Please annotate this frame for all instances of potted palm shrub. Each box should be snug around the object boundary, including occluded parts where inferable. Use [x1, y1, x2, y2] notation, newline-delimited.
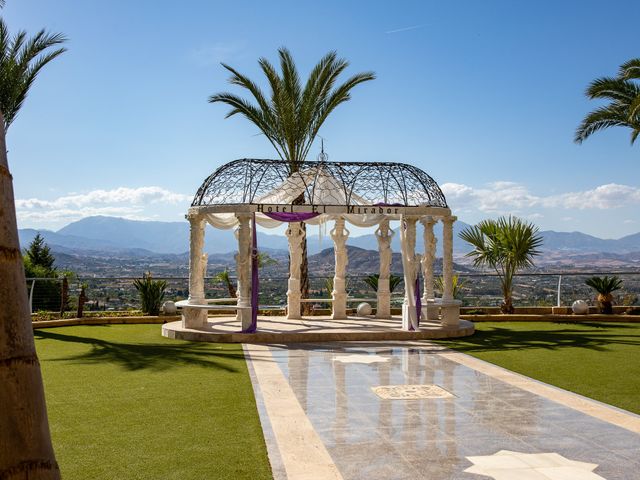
[460, 216, 543, 314]
[435, 274, 467, 301]
[133, 273, 167, 316]
[363, 274, 403, 294]
[585, 276, 623, 314]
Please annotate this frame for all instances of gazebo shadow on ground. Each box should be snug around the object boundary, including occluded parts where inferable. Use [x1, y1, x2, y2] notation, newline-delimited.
[443, 322, 640, 353]
[34, 329, 245, 372]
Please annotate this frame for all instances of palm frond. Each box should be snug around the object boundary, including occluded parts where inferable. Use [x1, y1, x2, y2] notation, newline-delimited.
[0, 22, 67, 129]
[619, 58, 640, 80]
[585, 276, 623, 295]
[577, 58, 640, 145]
[574, 105, 629, 144]
[209, 48, 375, 169]
[305, 71, 375, 158]
[586, 77, 639, 102]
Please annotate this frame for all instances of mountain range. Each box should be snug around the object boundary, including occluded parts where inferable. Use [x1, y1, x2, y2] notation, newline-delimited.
[18, 215, 640, 259]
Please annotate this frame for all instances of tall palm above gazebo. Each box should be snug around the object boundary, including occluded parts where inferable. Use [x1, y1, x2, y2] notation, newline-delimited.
[209, 47, 375, 309]
[575, 58, 640, 145]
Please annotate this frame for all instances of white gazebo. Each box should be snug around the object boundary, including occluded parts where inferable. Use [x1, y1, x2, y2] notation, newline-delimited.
[175, 158, 462, 336]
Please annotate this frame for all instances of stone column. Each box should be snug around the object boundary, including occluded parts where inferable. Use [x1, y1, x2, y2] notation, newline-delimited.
[235, 213, 252, 330]
[183, 212, 208, 328]
[331, 216, 350, 319]
[285, 222, 304, 319]
[441, 215, 460, 327]
[375, 219, 394, 318]
[401, 216, 418, 330]
[420, 216, 439, 320]
[442, 216, 455, 301]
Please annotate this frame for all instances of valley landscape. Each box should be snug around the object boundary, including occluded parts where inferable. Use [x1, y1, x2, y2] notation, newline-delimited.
[20, 216, 640, 312]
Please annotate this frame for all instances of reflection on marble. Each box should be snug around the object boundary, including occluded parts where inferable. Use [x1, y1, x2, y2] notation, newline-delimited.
[333, 354, 390, 364]
[255, 342, 640, 480]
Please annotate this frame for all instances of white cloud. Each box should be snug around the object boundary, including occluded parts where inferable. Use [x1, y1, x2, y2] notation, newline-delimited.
[441, 181, 538, 214]
[543, 184, 640, 210]
[16, 186, 190, 210]
[16, 186, 191, 228]
[441, 181, 640, 213]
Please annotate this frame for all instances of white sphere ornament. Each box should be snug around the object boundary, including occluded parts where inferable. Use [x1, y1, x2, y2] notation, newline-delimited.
[572, 300, 588, 315]
[357, 302, 373, 316]
[162, 301, 177, 315]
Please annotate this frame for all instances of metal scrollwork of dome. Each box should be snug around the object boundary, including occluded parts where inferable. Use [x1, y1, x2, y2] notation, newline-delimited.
[192, 159, 448, 209]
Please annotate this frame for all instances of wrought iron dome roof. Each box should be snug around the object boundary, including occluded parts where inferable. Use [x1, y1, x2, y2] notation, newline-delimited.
[191, 158, 448, 208]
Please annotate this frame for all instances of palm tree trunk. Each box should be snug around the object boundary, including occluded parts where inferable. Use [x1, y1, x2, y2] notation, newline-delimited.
[226, 278, 237, 299]
[77, 285, 87, 318]
[299, 222, 311, 315]
[0, 114, 60, 478]
[501, 296, 515, 314]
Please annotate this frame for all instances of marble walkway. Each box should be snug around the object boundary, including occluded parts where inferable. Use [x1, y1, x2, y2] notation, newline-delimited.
[244, 342, 640, 480]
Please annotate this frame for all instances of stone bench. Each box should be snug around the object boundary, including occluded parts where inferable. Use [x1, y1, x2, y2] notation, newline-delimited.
[425, 298, 462, 326]
[176, 299, 251, 329]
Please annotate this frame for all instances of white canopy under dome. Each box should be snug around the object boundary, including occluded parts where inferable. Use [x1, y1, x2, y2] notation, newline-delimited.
[181, 158, 461, 333]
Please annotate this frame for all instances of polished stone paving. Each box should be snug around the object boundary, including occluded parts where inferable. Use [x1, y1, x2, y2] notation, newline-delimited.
[247, 342, 640, 480]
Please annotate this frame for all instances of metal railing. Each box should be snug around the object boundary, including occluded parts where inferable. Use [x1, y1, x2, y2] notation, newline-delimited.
[25, 271, 640, 313]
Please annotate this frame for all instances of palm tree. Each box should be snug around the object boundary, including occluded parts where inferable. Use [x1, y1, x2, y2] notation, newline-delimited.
[212, 269, 237, 298]
[212, 253, 278, 298]
[209, 48, 375, 312]
[460, 216, 543, 314]
[575, 58, 640, 145]
[0, 10, 66, 478]
[585, 275, 623, 314]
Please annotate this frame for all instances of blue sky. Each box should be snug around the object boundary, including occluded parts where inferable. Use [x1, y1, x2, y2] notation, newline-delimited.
[4, 0, 640, 238]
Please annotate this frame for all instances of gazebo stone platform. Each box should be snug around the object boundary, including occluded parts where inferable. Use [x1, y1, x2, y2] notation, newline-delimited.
[162, 315, 475, 343]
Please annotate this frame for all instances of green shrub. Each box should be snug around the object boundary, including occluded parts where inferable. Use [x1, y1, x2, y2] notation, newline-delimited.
[133, 273, 167, 316]
[363, 274, 403, 293]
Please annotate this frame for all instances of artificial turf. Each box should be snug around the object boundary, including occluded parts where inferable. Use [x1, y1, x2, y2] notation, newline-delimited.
[34, 324, 273, 480]
[440, 321, 640, 415]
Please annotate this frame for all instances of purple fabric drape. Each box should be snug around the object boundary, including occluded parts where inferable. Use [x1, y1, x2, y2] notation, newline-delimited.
[264, 211, 320, 222]
[415, 275, 421, 330]
[241, 214, 259, 333]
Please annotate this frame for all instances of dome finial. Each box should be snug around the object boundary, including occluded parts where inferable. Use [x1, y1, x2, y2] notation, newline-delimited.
[317, 137, 328, 163]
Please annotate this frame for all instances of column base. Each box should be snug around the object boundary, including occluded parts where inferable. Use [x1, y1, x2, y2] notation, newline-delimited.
[332, 292, 347, 320]
[182, 308, 207, 329]
[426, 298, 440, 320]
[237, 307, 253, 331]
[376, 291, 391, 318]
[441, 300, 462, 327]
[287, 279, 301, 319]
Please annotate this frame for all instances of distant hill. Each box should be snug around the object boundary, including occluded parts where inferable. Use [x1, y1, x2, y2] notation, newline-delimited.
[18, 215, 640, 260]
[309, 245, 473, 274]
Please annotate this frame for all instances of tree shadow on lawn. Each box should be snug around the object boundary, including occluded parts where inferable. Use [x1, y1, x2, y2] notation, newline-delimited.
[447, 322, 640, 353]
[35, 329, 245, 372]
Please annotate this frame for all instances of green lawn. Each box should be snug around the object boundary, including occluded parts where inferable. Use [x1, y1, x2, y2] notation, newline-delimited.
[441, 321, 640, 414]
[34, 325, 273, 480]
